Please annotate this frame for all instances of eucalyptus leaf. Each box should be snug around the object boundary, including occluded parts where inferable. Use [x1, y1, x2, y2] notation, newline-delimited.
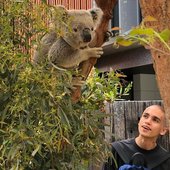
[32, 145, 41, 157]
[129, 28, 154, 36]
[159, 29, 170, 42]
[116, 37, 134, 46]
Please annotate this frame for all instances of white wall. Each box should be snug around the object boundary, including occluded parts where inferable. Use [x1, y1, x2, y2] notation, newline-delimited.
[133, 74, 161, 100]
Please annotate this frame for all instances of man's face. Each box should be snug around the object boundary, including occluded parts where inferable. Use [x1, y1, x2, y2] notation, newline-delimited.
[138, 105, 167, 139]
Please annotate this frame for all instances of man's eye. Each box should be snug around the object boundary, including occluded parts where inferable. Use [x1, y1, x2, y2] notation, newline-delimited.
[153, 118, 160, 123]
[143, 114, 148, 118]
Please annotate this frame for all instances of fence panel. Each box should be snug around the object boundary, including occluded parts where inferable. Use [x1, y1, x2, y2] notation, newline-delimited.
[34, 0, 93, 9]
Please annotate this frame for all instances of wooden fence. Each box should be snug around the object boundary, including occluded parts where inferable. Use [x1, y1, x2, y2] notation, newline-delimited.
[34, 0, 93, 9]
[104, 100, 170, 151]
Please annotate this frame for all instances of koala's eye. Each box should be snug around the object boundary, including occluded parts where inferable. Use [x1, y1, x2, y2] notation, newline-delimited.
[91, 27, 94, 31]
[73, 28, 78, 32]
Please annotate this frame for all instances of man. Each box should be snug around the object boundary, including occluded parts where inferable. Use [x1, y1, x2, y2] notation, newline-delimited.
[103, 105, 170, 170]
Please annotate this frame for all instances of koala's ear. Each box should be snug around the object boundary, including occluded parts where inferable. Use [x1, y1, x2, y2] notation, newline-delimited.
[50, 5, 69, 22]
[49, 5, 69, 30]
[56, 5, 68, 15]
[89, 8, 103, 26]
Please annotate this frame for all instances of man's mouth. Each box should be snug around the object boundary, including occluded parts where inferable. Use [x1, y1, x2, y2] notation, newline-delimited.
[142, 125, 151, 131]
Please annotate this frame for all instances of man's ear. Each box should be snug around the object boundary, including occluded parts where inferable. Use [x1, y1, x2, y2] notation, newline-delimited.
[160, 127, 169, 136]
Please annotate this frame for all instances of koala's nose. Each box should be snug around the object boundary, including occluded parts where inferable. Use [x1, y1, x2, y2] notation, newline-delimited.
[83, 28, 91, 42]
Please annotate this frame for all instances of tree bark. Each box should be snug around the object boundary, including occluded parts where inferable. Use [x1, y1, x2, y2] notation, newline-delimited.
[139, 0, 170, 126]
[71, 0, 118, 103]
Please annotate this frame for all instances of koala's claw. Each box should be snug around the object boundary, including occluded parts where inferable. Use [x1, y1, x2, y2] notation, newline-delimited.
[72, 77, 85, 87]
[104, 31, 114, 42]
[92, 47, 103, 58]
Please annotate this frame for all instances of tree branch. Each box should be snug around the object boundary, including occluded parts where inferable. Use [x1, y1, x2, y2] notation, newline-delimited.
[71, 0, 118, 102]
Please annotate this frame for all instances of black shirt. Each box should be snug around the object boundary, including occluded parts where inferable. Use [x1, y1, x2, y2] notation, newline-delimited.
[103, 138, 170, 170]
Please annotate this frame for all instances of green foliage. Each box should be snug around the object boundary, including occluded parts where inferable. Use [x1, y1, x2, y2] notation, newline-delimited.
[0, 1, 131, 169]
[114, 16, 170, 54]
[82, 69, 132, 104]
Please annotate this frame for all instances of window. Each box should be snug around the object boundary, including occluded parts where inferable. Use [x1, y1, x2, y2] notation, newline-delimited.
[111, 0, 141, 34]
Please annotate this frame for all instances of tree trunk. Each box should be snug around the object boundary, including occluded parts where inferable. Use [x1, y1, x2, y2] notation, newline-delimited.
[71, 0, 117, 103]
[139, 0, 170, 126]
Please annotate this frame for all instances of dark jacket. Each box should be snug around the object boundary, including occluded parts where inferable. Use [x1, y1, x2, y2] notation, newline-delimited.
[103, 138, 170, 170]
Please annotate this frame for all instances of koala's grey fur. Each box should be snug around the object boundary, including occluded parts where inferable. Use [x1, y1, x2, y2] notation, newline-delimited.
[33, 6, 103, 69]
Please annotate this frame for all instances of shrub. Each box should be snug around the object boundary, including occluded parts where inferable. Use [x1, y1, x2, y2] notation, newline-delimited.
[0, 1, 131, 169]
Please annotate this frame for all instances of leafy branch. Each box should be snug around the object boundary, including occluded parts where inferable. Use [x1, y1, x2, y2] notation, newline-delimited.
[114, 16, 170, 55]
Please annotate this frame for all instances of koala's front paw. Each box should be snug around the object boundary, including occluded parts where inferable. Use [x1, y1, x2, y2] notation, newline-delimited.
[90, 47, 103, 58]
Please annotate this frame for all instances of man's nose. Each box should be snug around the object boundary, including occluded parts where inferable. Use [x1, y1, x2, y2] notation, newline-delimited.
[145, 118, 152, 124]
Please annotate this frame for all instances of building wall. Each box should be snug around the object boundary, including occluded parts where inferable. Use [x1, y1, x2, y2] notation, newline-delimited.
[98, 0, 161, 101]
[133, 74, 161, 100]
[96, 46, 152, 71]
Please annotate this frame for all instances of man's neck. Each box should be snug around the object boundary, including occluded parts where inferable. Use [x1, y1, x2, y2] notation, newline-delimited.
[135, 136, 157, 150]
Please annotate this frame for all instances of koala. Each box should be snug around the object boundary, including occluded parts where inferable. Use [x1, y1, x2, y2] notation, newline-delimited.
[33, 5, 103, 69]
